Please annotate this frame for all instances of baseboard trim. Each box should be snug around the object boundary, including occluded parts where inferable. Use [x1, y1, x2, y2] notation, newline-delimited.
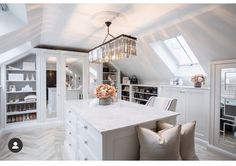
[195, 137, 208, 146]
[207, 144, 236, 159]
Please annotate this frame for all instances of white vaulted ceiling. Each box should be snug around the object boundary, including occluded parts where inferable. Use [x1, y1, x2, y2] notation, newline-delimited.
[1, 4, 236, 85]
[40, 4, 184, 49]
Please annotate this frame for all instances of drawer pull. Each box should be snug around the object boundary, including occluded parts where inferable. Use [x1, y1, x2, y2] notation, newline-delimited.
[69, 120, 72, 123]
[68, 143, 72, 147]
[68, 110, 72, 113]
[84, 126, 88, 130]
[84, 157, 88, 161]
[84, 140, 88, 145]
[69, 132, 72, 135]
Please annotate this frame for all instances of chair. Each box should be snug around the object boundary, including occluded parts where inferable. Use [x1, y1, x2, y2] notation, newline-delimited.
[146, 96, 177, 112]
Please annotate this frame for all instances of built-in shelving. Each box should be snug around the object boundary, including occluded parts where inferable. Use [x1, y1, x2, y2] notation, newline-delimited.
[6, 101, 37, 105]
[6, 90, 36, 94]
[102, 63, 120, 97]
[6, 110, 37, 116]
[5, 54, 38, 124]
[120, 84, 158, 105]
[6, 80, 36, 82]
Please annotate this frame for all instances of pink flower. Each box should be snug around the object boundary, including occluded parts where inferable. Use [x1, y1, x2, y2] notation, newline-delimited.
[95, 84, 116, 99]
[191, 74, 205, 83]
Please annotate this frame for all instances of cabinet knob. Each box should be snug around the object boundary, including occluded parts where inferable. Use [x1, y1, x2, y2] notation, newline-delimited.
[68, 143, 72, 147]
[84, 157, 88, 161]
[84, 126, 88, 130]
[84, 140, 88, 145]
[69, 120, 71, 123]
[69, 132, 72, 135]
[68, 110, 72, 113]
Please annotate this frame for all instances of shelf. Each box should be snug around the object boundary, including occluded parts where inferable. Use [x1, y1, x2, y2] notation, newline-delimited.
[6, 90, 36, 94]
[7, 101, 37, 105]
[6, 69, 36, 72]
[122, 90, 130, 92]
[121, 95, 129, 97]
[103, 80, 117, 82]
[6, 80, 36, 82]
[6, 119, 37, 125]
[103, 72, 117, 74]
[132, 91, 158, 95]
[132, 97, 148, 102]
[6, 110, 37, 116]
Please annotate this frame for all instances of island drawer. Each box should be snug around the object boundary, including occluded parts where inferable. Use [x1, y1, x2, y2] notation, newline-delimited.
[65, 135, 77, 155]
[77, 115, 101, 139]
[64, 140, 76, 160]
[65, 111, 77, 127]
[78, 137, 97, 160]
[65, 122, 77, 140]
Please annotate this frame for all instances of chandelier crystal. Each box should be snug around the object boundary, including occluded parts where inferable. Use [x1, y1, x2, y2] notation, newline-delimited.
[89, 21, 137, 63]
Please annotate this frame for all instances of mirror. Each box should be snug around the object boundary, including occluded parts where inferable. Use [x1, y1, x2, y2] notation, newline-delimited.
[46, 56, 57, 118]
[220, 68, 236, 148]
[65, 58, 83, 100]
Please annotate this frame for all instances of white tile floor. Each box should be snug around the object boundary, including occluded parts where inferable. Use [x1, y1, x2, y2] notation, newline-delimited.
[0, 126, 233, 160]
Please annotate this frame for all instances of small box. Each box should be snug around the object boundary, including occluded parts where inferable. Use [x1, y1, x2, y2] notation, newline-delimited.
[22, 62, 35, 70]
[8, 73, 24, 81]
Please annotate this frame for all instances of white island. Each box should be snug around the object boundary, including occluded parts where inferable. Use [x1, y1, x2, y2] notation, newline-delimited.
[64, 99, 179, 160]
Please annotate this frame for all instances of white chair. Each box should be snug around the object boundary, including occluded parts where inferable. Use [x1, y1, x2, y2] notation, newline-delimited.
[146, 96, 177, 112]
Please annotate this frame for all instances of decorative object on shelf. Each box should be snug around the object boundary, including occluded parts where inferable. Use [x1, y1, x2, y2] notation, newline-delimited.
[24, 95, 37, 102]
[9, 85, 16, 92]
[31, 73, 35, 81]
[89, 21, 137, 63]
[170, 77, 183, 86]
[122, 77, 130, 84]
[7, 66, 21, 70]
[22, 62, 35, 70]
[21, 84, 33, 91]
[25, 74, 30, 81]
[8, 73, 24, 81]
[96, 84, 116, 105]
[130, 75, 138, 84]
[191, 74, 205, 88]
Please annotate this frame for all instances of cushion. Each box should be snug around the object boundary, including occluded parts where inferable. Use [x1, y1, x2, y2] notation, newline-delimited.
[157, 121, 199, 160]
[136, 125, 181, 160]
[179, 121, 199, 160]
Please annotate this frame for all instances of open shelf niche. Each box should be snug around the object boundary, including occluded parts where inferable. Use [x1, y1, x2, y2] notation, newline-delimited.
[5, 53, 38, 125]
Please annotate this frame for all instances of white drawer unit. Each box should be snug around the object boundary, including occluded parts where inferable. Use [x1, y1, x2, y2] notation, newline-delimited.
[64, 99, 178, 160]
[64, 107, 77, 160]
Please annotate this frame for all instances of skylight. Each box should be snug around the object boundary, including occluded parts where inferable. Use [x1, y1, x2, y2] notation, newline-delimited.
[164, 35, 198, 66]
[150, 35, 206, 77]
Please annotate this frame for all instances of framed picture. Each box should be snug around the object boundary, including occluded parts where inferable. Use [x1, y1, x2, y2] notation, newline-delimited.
[122, 77, 130, 84]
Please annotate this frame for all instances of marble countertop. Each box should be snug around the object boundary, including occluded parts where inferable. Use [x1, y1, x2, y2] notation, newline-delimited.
[65, 99, 179, 133]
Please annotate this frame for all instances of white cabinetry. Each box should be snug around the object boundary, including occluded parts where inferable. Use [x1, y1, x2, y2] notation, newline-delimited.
[64, 99, 178, 160]
[159, 86, 210, 142]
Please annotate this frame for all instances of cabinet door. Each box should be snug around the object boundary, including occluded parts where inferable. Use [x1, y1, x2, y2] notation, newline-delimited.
[185, 90, 209, 141]
[160, 88, 186, 124]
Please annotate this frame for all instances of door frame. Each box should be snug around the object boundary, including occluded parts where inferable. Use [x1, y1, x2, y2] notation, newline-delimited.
[35, 48, 88, 122]
[210, 59, 236, 157]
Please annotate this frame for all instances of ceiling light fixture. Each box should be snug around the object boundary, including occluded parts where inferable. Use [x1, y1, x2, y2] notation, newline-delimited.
[89, 21, 137, 63]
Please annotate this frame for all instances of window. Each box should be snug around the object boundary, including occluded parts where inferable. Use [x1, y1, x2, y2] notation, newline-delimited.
[150, 35, 206, 77]
[164, 35, 198, 66]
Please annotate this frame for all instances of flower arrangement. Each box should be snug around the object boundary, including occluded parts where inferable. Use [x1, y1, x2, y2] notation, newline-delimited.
[191, 74, 205, 83]
[96, 84, 116, 99]
[191, 74, 205, 88]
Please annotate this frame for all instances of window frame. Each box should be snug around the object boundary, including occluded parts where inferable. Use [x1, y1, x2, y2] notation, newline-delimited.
[164, 35, 199, 66]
